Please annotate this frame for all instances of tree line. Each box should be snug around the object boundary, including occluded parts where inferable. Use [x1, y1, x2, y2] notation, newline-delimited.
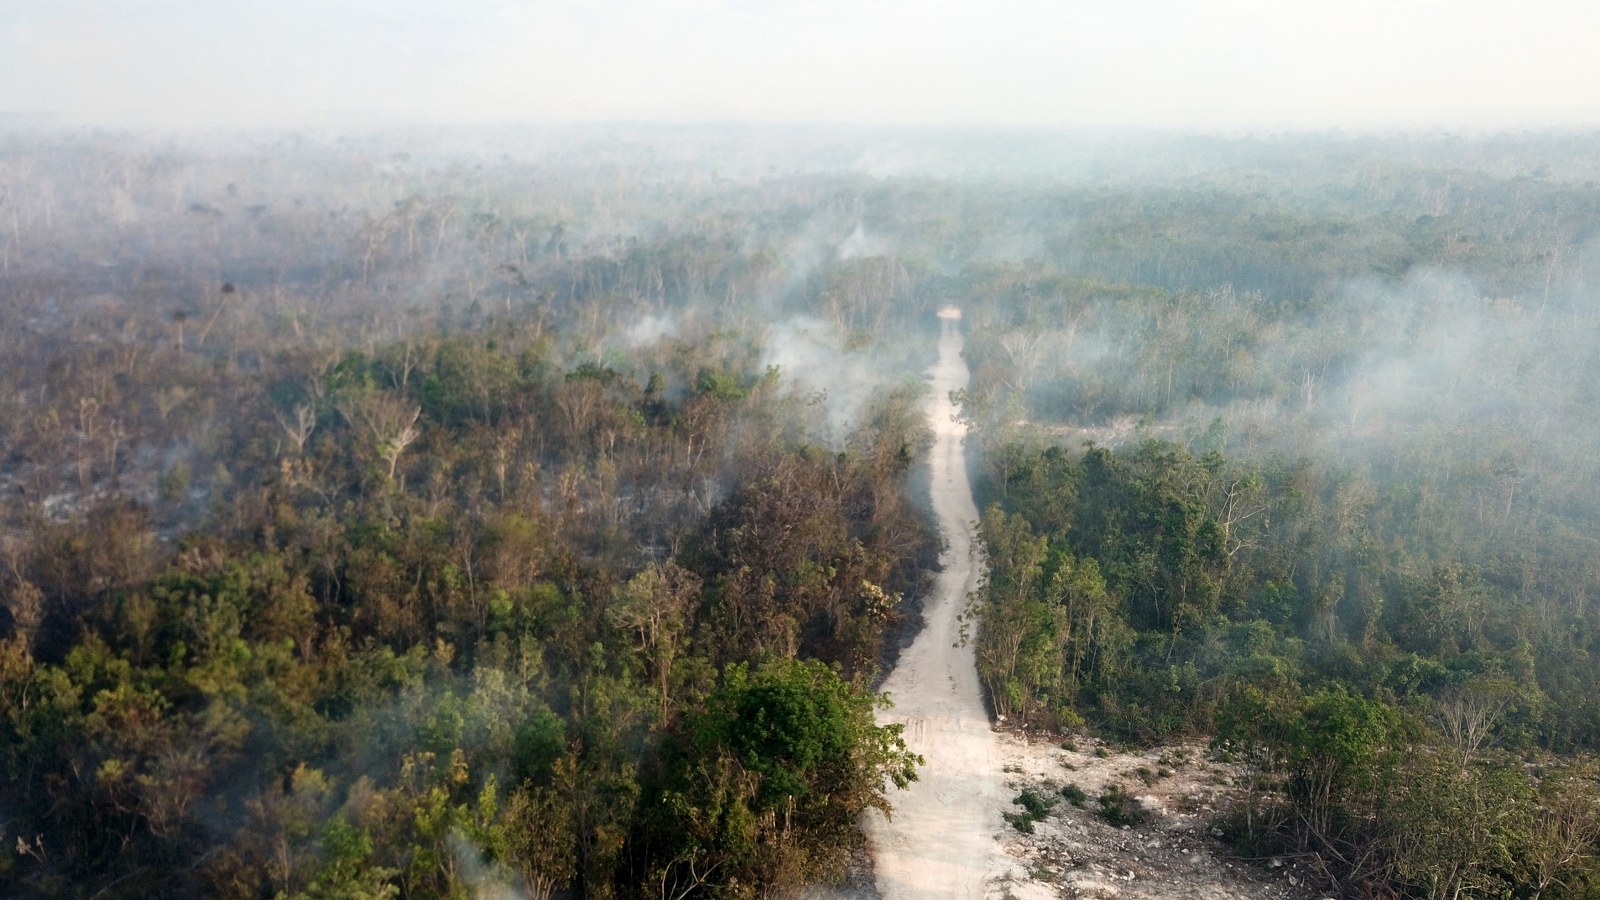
[7, 126, 1600, 897]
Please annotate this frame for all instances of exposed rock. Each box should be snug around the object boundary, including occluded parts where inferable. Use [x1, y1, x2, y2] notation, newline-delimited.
[987, 734, 1326, 900]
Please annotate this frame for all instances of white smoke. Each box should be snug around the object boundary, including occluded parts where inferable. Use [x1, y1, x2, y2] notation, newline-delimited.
[623, 313, 679, 349]
[447, 829, 529, 900]
[836, 222, 888, 260]
[762, 315, 885, 445]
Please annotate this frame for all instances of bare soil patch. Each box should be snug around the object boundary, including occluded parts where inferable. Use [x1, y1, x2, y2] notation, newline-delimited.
[988, 731, 1329, 900]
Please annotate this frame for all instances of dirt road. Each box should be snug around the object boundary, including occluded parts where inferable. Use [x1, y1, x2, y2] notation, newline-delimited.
[861, 310, 1325, 900]
[863, 308, 1014, 899]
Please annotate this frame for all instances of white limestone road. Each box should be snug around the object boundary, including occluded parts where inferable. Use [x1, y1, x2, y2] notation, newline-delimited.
[863, 308, 1017, 899]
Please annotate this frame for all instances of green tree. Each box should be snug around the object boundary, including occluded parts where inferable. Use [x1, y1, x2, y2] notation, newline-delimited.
[643, 659, 921, 896]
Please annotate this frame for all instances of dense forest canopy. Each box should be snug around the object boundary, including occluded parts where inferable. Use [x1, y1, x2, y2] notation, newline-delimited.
[3, 125, 1600, 898]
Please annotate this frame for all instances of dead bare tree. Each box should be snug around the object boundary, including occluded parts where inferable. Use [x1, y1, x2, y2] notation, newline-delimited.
[276, 403, 317, 456]
[195, 282, 236, 348]
[1432, 681, 1513, 769]
[1526, 764, 1600, 900]
[337, 390, 422, 480]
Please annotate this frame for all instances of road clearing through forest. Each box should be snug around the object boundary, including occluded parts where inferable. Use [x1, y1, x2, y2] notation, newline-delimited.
[862, 309, 1325, 900]
[863, 307, 1015, 898]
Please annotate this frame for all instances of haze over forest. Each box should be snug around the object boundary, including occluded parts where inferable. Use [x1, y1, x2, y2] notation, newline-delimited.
[7, 3, 1600, 899]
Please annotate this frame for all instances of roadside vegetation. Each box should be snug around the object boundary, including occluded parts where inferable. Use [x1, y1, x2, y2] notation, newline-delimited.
[957, 144, 1600, 897]
[4, 127, 1600, 897]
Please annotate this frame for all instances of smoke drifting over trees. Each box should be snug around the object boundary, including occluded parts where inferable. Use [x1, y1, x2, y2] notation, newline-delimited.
[4, 125, 1600, 898]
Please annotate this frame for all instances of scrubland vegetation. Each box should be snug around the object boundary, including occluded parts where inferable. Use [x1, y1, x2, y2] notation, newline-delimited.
[957, 135, 1600, 899]
[3, 126, 1600, 898]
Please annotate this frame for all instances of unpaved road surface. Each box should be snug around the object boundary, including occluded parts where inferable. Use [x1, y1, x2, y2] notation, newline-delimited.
[863, 312, 1327, 900]
[864, 309, 1017, 898]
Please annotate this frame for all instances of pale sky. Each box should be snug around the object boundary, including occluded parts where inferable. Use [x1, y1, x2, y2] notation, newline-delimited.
[2, 0, 1598, 131]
